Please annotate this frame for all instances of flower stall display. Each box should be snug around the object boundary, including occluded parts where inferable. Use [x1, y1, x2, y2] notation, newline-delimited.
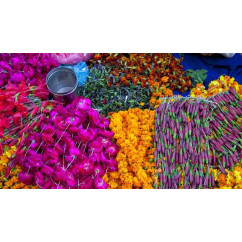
[10, 97, 118, 189]
[103, 108, 155, 189]
[79, 64, 152, 116]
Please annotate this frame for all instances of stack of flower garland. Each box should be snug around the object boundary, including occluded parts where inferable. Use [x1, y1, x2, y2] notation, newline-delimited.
[103, 108, 155, 189]
[11, 97, 118, 189]
[80, 64, 151, 116]
[89, 54, 192, 107]
[208, 88, 241, 171]
[154, 97, 215, 189]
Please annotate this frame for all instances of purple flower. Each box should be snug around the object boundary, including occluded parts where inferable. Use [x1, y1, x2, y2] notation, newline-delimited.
[66, 116, 80, 126]
[94, 177, 108, 189]
[79, 127, 97, 142]
[97, 137, 111, 148]
[41, 166, 54, 176]
[75, 97, 91, 111]
[42, 148, 59, 165]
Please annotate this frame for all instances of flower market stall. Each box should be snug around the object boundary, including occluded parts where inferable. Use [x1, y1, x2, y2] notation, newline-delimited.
[0, 53, 241, 189]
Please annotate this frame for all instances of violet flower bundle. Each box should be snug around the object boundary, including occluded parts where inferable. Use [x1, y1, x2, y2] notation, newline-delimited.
[154, 97, 214, 189]
[10, 97, 118, 189]
[0, 53, 58, 88]
[208, 87, 242, 172]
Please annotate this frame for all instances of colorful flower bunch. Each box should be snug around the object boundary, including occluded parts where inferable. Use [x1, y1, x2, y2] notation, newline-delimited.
[208, 88, 241, 171]
[90, 54, 192, 107]
[103, 108, 155, 189]
[154, 97, 215, 189]
[79, 64, 152, 116]
[11, 97, 118, 189]
[0, 53, 58, 88]
[0, 144, 37, 189]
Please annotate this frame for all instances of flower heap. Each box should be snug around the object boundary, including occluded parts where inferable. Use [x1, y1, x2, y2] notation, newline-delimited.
[80, 64, 152, 116]
[0, 81, 57, 151]
[190, 75, 242, 98]
[154, 97, 215, 189]
[0, 53, 58, 88]
[212, 163, 242, 189]
[11, 97, 118, 189]
[0, 144, 37, 189]
[90, 54, 191, 107]
[103, 108, 155, 189]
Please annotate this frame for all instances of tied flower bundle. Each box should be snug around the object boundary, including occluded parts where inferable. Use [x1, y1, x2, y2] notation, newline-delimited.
[154, 97, 215, 189]
[0, 53, 58, 88]
[208, 88, 242, 172]
[10, 97, 118, 189]
[103, 108, 155, 189]
[80, 64, 152, 116]
[0, 81, 58, 153]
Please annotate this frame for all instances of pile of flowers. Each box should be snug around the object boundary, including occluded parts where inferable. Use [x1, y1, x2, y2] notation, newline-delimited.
[79, 64, 152, 116]
[90, 54, 192, 107]
[0, 53, 58, 88]
[190, 75, 242, 98]
[11, 97, 118, 189]
[103, 108, 155, 189]
[212, 163, 242, 189]
[0, 81, 58, 151]
[0, 144, 37, 189]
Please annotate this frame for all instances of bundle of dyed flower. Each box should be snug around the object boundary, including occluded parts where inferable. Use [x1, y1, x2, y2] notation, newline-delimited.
[208, 88, 242, 172]
[10, 97, 118, 189]
[80, 64, 152, 116]
[0, 53, 58, 88]
[154, 97, 215, 189]
[0, 81, 59, 154]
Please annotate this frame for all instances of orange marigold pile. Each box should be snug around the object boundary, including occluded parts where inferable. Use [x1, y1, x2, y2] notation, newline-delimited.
[103, 108, 155, 189]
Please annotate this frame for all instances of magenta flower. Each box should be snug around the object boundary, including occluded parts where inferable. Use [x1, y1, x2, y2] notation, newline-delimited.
[89, 140, 103, 153]
[19, 172, 34, 185]
[78, 176, 93, 189]
[98, 130, 114, 140]
[66, 116, 80, 126]
[41, 166, 54, 176]
[78, 158, 94, 175]
[11, 72, 26, 83]
[9, 57, 21, 70]
[97, 137, 111, 148]
[79, 127, 97, 142]
[94, 177, 108, 189]
[42, 133, 55, 144]
[88, 109, 100, 126]
[76, 97, 91, 110]
[93, 165, 105, 177]
[23, 65, 35, 78]
[42, 148, 59, 165]
[105, 144, 118, 158]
